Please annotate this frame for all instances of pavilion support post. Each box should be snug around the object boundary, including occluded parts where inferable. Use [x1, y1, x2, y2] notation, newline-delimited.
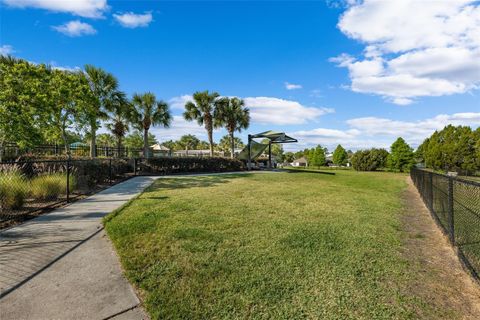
[268, 142, 272, 169]
[247, 134, 252, 170]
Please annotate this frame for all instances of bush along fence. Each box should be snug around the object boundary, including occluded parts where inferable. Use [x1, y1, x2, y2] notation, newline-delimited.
[411, 167, 480, 280]
[0, 157, 244, 227]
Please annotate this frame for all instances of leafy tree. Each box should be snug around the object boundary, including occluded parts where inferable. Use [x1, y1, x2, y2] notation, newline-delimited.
[44, 69, 90, 155]
[161, 140, 177, 151]
[332, 144, 348, 166]
[183, 90, 220, 156]
[261, 138, 284, 162]
[310, 145, 326, 167]
[284, 152, 295, 163]
[475, 128, 480, 169]
[176, 134, 200, 155]
[387, 137, 414, 172]
[198, 140, 210, 150]
[218, 135, 244, 157]
[124, 131, 158, 149]
[82, 65, 121, 158]
[351, 148, 389, 171]
[0, 56, 50, 160]
[215, 97, 250, 158]
[96, 133, 116, 146]
[420, 125, 478, 173]
[131, 92, 172, 158]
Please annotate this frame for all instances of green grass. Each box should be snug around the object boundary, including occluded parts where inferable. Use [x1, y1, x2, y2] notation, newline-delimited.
[105, 171, 451, 319]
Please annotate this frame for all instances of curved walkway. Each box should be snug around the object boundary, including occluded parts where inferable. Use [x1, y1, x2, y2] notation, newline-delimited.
[0, 176, 159, 320]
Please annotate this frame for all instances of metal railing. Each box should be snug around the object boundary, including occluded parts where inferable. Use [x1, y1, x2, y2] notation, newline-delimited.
[0, 158, 137, 227]
[0, 143, 143, 160]
[411, 167, 480, 280]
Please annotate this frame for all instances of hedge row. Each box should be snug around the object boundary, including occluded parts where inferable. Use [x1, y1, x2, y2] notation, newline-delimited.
[139, 157, 244, 174]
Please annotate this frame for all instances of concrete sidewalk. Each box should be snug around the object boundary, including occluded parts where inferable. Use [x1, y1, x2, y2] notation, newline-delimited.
[0, 176, 159, 320]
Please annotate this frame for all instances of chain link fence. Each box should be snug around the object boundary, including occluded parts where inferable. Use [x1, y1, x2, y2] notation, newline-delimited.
[0, 158, 136, 228]
[411, 167, 480, 280]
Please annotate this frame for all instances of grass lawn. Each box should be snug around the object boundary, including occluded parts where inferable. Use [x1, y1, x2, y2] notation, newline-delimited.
[104, 171, 453, 319]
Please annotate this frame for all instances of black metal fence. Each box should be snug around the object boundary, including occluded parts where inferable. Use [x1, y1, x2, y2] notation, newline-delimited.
[0, 158, 137, 227]
[0, 143, 143, 160]
[411, 167, 480, 280]
[0, 156, 244, 227]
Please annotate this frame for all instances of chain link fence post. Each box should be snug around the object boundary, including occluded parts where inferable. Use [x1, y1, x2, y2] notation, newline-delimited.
[447, 176, 455, 244]
[66, 157, 71, 203]
[428, 171, 433, 210]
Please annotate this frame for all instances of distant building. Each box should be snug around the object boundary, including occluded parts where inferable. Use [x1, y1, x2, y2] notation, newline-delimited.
[173, 149, 225, 157]
[291, 157, 308, 167]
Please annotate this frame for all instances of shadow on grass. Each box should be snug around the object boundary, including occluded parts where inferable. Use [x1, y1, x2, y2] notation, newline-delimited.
[146, 173, 252, 192]
[281, 169, 336, 175]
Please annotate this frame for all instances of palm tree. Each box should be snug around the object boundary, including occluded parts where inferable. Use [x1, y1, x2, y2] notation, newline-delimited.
[131, 92, 171, 158]
[106, 92, 133, 157]
[215, 97, 250, 158]
[177, 134, 200, 156]
[83, 65, 121, 158]
[218, 134, 245, 158]
[183, 90, 220, 156]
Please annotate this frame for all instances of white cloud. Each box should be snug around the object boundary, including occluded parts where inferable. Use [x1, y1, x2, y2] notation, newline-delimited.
[2, 0, 108, 18]
[169, 95, 334, 125]
[113, 12, 153, 28]
[291, 112, 480, 150]
[0, 45, 14, 55]
[169, 95, 192, 110]
[52, 20, 97, 37]
[347, 113, 480, 141]
[150, 116, 218, 142]
[284, 82, 302, 90]
[244, 97, 334, 125]
[332, 0, 480, 104]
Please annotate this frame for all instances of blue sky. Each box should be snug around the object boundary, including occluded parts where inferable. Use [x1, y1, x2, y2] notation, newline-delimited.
[1, 0, 479, 151]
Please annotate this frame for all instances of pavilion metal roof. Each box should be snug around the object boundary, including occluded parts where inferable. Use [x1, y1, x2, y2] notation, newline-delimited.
[249, 130, 297, 144]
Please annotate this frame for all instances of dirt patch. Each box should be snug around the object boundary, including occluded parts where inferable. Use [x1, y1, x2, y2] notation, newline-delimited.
[401, 177, 480, 319]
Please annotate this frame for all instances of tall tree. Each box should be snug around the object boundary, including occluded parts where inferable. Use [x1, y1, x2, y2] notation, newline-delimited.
[388, 137, 414, 172]
[82, 65, 120, 158]
[45, 69, 89, 155]
[215, 97, 250, 158]
[131, 92, 171, 158]
[183, 90, 220, 156]
[218, 135, 244, 157]
[332, 144, 348, 166]
[124, 131, 158, 149]
[106, 92, 132, 157]
[176, 134, 200, 155]
[0, 56, 50, 160]
[310, 145, 326, 167]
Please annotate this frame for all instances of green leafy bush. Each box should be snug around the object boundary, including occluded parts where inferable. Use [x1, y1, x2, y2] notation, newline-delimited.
[0, 170, 29, 210]
[351, 148, 389, 171]
[31, 173, 74, 200]
[140, 157, 244, 174]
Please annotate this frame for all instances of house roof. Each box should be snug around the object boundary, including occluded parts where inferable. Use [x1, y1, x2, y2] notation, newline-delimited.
[151, 144, 170, 151]
[293, 157, 308, 163]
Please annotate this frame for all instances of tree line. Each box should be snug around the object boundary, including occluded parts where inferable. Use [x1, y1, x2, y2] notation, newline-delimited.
[291, 126, 480, 175]
[0, 56, 250, 160]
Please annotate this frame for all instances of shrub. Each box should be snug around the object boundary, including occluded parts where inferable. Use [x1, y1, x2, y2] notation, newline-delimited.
[140, 157, 244, 174]
[0, 169, 29, 210]
[31, 173, 74, 200]
[351, 148, 389, 171]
